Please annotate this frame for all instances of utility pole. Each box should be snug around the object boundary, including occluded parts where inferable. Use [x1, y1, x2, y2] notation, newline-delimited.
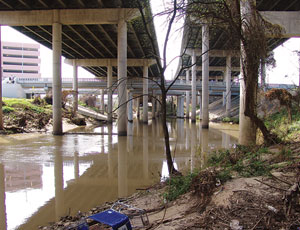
[0, 26, 3, 131]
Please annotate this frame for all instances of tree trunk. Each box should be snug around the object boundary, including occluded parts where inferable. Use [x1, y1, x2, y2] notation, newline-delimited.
[244, 60, 280, 145]
[161, 90, 179, 176]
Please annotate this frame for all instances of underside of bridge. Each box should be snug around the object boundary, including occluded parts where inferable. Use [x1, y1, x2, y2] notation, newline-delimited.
[176, 0, 300, 143]
[0, 0, 163, 135]
[0, 0, 160, 78]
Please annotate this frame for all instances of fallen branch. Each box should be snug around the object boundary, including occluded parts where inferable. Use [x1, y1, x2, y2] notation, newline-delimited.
[250, 211, 268, 230]
[254, 179, 287, 192]
[270, 173, 293, 186]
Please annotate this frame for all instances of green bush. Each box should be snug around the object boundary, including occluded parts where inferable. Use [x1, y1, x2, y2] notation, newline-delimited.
[222, 116, 239, 124]
[2, 106, 15, 114]
[163, 173, 197, 201]
[208, 145, 271, 181]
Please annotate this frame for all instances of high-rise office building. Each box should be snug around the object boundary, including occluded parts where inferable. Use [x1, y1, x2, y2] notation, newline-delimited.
[1, 41, 41, 79]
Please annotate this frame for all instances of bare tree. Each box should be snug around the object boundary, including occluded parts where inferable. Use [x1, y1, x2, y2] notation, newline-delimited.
[136, 0, 189, 175]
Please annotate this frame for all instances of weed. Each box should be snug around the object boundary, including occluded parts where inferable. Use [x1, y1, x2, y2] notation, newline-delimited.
[163, 172, 197, 201]
[2, 106, 15, 114]
[208, 145, 272, 181]
[222, 117, 239, 124]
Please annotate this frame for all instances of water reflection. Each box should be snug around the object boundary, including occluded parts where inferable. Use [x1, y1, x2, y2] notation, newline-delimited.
[0, 120, 238, 230]
[0, 164, 7, 230]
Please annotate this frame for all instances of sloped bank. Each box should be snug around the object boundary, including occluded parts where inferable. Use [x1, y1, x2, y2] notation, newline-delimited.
[1, 97, 89, 134]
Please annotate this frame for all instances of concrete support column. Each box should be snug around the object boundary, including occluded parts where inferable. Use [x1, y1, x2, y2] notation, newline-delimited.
[52, 22, 63, 135]
[226, 55, 232, 116]
[239, 0, 257, 145]
[156, 96, 160, 117]
[107, 64, 113, 123]
[137, 97, 140, 118]
[152, 92, 156, 119]
[198, 95, 202, 119]
[223, 91, 226, 107]
[143, 65, 148, 124]
[186, 69, 190, 118]
[176, 96, 181, 118]
[180, 96, 185, 118]
[202, 24, 209, 129]
[191, 50, 197, 122]
[117, 17, 127, 136]
[100, 89, 105, 113]
[127, 91, 133, 122]
[72, 60, 78, 113]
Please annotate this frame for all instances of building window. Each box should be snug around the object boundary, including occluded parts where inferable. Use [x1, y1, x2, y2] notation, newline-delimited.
[23, 70, 38, 74]
[3, 61, 38, 66]
[3, 69, 22, 73]
[3, 46, 38, 51]
[3, 54, 38, 59]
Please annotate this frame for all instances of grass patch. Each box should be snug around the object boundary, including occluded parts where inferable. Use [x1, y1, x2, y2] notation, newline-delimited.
[3, 98, 51, 114]
[264, 108, 300, 141]
[78, 100, 101, 113]
[222, 116, 239, 124]
[2, 106, 15, 114]
[208, 145, 272, 182]
[163, 172, 197, 201]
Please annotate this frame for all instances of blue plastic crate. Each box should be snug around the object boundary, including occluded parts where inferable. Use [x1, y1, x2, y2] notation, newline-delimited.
[88, 209, 132, 230]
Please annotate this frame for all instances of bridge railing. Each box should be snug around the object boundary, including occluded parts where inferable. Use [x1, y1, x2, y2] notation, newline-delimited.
[16, 77, 106, 84]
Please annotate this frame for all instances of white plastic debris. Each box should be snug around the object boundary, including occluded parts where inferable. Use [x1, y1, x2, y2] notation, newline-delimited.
[266, 205, 278, 213]
[230, 219, 243, 230]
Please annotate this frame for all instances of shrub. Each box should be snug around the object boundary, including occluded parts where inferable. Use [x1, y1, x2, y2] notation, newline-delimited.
[3, 106, 15, 114]
[163, 173, 197, 201]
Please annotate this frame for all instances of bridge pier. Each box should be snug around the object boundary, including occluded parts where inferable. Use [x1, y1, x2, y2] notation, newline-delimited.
[107, 63, 113, 123]
[127, 91, 133, 122]
[52, 22, 63, 135]
[202, 24, 209, 129]
[191, 50, 197, 122]
[186, 69, 190, 118]
[226, 55, 232, 117]
[72, 60, 78, 113]
[177, 95, 184, 118]
[143, 64, 149, 124]
[137, 97, 140, 118]
[100, 89, 105, 114]
[156, 96, 160, 117]
[152, 91, 156, 119]
[117, 16, 128, 136]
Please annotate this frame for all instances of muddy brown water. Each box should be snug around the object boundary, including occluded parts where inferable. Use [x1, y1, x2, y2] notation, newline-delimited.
[0, 119, 238, 230]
